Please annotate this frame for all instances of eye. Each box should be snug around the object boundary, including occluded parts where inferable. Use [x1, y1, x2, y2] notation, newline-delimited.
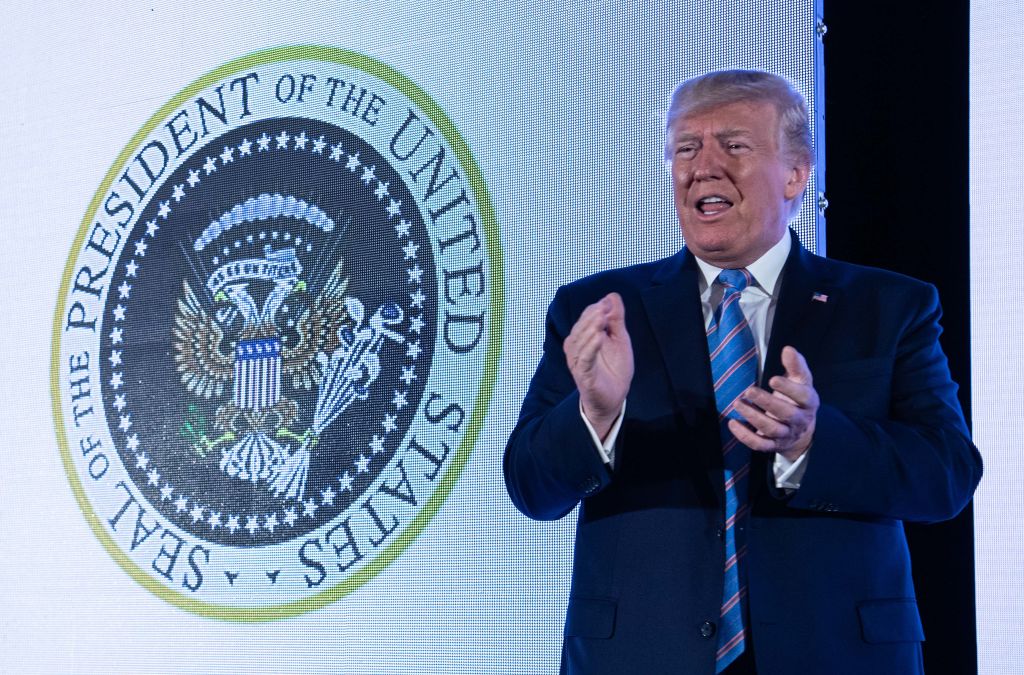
[675, 144, 697, 160]
[726, 142, 749, 153]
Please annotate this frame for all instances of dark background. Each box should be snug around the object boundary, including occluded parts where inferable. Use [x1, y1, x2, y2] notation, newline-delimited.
[823, 2, 976, 673]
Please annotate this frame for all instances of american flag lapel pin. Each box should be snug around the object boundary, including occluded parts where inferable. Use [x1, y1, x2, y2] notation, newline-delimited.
[812, 292, 829, 303]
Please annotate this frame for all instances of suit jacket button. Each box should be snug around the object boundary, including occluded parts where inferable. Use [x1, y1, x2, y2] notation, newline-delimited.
[700, 621, 716, 639]
[716, 527, 725, 540]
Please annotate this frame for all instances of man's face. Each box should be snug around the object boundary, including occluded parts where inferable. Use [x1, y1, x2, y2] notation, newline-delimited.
[669, 99, 810, 268]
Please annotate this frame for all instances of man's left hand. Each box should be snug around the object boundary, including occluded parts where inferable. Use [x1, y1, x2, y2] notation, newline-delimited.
[730, 345, 818, 462]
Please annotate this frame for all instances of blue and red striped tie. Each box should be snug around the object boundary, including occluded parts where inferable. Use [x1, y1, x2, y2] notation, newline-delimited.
[706, 268, 756, 672]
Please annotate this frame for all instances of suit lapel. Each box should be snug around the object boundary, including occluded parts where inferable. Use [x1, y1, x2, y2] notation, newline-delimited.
[751, 234, 839, 503]
[762, 234, 840, 386]
[640, 249, 724, 502]
[640, 249, 715, 410]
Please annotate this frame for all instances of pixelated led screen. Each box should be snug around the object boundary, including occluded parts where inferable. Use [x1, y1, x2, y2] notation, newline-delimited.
[0, 2, 821, 673]
[971, 2, 1024, 674]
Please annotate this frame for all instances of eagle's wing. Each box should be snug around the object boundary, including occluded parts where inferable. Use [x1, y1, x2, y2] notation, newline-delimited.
[173, 279, 234, 398]
[282, 260, 350, 390]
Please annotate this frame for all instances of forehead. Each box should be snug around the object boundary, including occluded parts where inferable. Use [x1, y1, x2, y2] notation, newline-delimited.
[674, 99, 780, 138]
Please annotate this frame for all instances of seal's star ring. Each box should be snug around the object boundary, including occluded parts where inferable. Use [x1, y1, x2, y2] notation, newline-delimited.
[51, 46, 502, 620]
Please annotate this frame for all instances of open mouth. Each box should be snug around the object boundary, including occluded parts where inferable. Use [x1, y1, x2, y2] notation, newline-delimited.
[696, 195, 734, 216]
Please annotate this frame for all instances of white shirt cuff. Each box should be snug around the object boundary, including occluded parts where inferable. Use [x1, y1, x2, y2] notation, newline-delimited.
[580, 401, 626, 467]
[773, 447, 810, 489]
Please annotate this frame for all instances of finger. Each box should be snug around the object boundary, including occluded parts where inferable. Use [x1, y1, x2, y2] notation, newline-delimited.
[566, 313, 607, 352]
[764, 376, 814, 408]
[771, 389, 798, 407]
[572, 295, 622, 344]
[742, 386, 801, 421]
[603, 293, 627, 336]
[572, 298, 613, 335]
[568, 293, 630, 348]
[738, 387, 813, 445]
[565, 302, 613, 354]
[571, 326, 611, 372]
[781, 346, 813, 385]
[727, 419, 777, 452]
[733, 399, 790, 439]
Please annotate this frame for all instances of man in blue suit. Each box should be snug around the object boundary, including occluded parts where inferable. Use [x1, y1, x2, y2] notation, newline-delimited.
[503, 70, 982, 675]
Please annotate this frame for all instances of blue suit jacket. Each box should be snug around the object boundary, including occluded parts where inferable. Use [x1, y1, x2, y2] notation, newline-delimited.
[504, 235, 982, 675]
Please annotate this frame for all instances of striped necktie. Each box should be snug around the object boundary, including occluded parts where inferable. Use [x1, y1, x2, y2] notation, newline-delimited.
[706, 268, 756, 672]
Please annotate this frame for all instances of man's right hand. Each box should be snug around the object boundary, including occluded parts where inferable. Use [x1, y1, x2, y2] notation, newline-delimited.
[563, 292, 634, 441]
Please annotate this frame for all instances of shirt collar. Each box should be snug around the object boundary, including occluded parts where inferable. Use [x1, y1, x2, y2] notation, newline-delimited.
[693, 231, 791, 295]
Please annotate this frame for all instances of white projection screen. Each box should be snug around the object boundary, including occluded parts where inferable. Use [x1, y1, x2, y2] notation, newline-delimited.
[0, 2, 823, 673]
[972, 2, 1024, 674]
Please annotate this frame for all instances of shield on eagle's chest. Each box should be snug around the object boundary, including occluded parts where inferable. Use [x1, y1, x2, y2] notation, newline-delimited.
[234, 337, 282, 411]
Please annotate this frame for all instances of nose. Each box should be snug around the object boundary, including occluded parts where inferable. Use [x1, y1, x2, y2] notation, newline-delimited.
[692, 146, 722, 181]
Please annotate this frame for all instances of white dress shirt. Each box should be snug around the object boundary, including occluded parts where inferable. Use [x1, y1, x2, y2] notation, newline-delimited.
[581, 233, 809, 489]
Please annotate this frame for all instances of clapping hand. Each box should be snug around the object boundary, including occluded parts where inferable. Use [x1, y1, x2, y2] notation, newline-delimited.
[730, 346, 818, 461]
[563, 293, 635, 441]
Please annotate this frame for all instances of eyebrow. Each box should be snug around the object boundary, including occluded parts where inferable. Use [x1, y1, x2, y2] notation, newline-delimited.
[673, 128, 755, 144]
[713, 128, 754, 140]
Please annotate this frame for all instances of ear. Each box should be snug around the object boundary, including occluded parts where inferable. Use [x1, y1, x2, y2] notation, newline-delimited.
[784, 160, 811, 201]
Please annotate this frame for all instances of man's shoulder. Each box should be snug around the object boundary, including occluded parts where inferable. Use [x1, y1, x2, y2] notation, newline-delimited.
[556, 251, 685, 300]
[803, 252, 941, 316]
[807, 251, 936, 293]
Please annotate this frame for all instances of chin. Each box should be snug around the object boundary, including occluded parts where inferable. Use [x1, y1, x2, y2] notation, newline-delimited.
[686, 234, 736, 256]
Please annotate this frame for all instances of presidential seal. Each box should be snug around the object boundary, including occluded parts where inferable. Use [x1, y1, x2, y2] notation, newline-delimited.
[51, 46, 502, 619]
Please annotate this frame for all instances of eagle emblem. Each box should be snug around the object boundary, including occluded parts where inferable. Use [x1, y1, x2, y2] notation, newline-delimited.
[172, 195, 403, 502]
